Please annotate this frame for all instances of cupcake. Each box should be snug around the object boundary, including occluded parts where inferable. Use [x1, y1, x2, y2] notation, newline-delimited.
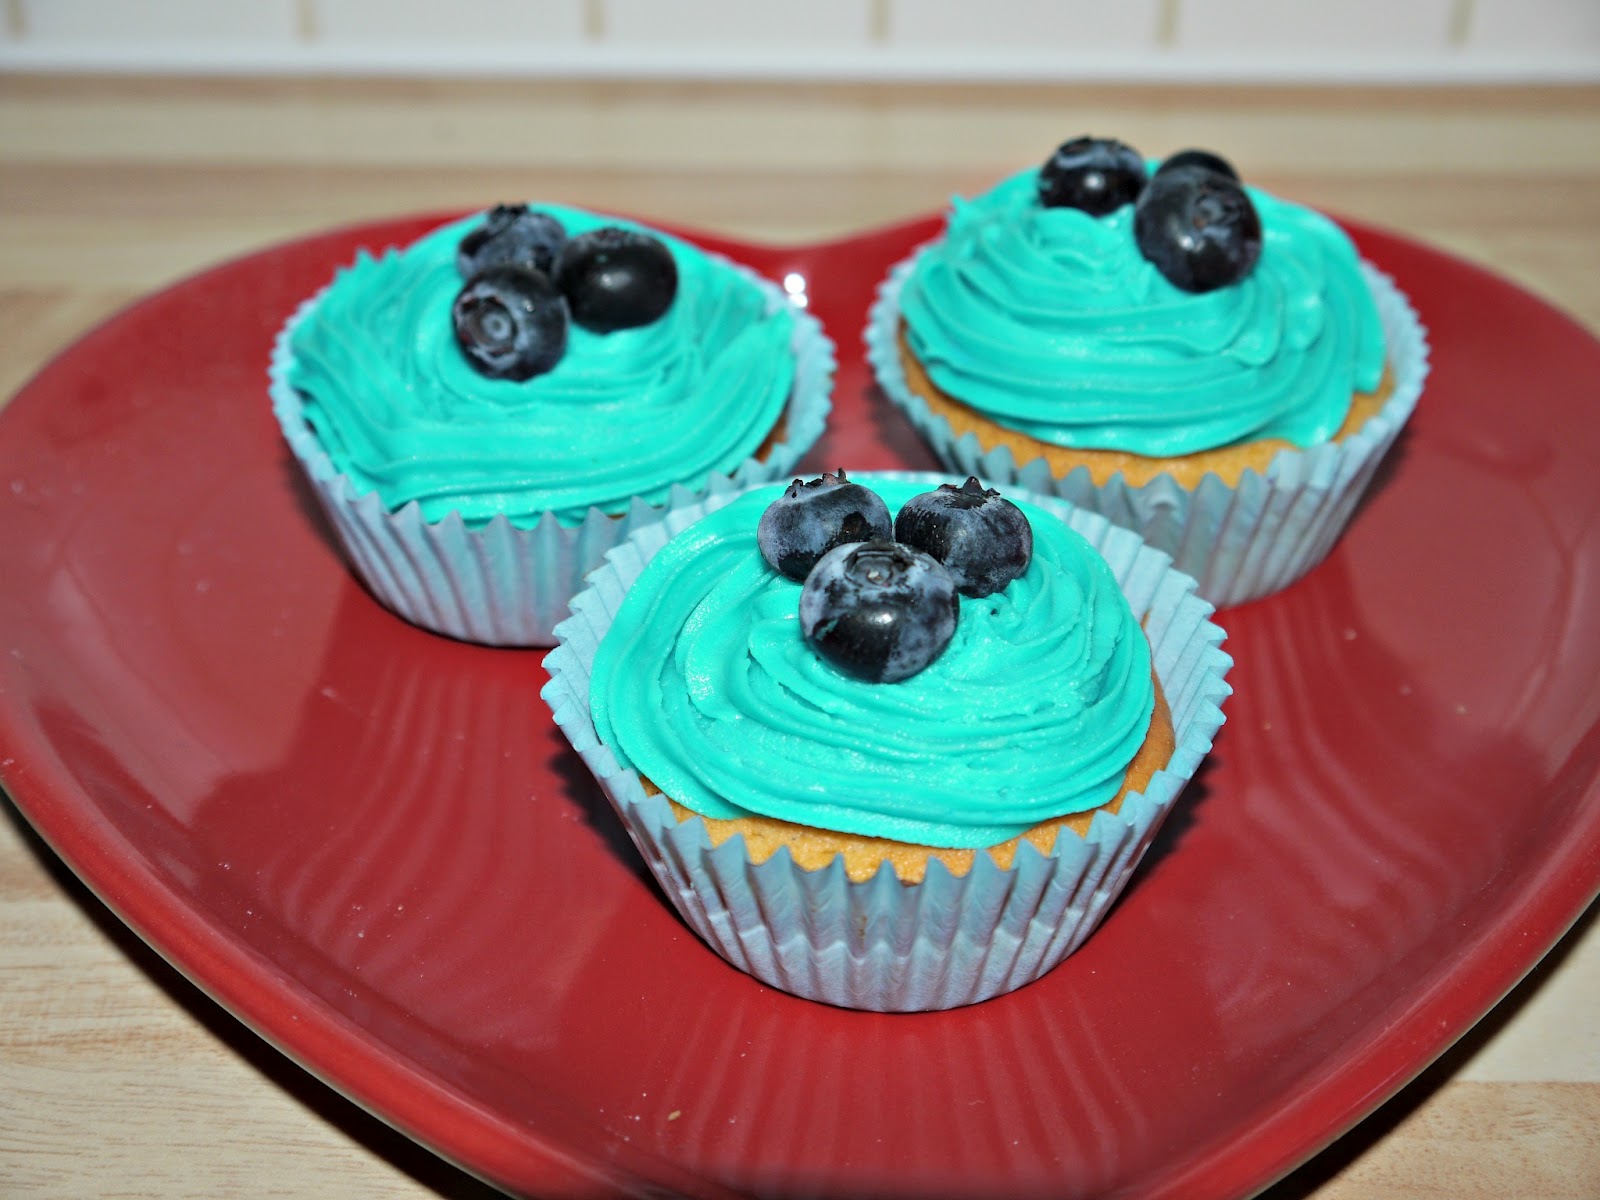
[868, 137, 1429, 608]
[542, 471, 1231, 1011]
[272, 203, 834, 646]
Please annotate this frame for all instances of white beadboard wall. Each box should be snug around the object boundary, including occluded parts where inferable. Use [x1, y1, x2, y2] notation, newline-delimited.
[2, 0, 1597, 81]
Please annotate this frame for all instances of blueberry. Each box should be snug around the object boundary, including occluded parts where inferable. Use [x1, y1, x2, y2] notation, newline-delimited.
[451, 264, 568, 381]
[457, 204, 567, 279]
[893, 477, 1033, 598]
[1155, 148, 1239, 182]
[799, 540, 959, 684]
[758, 469, 893, 582]
[556, 226, 678, 333]
[1133, 166, 1262, 293]
[1037, 136, 1147, 216]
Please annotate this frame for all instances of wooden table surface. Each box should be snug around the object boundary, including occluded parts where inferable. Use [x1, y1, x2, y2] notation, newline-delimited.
[2, 75, 1598, 1199]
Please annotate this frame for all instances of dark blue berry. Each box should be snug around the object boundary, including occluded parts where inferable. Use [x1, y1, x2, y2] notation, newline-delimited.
[1156, 148, 1239, 182]
[457, 204, 567, 279]
[452, 264, 568, 381]
[556, 227, 677, 333]
[758, 469, 892, 582]
[799, 540, 958, 684]
[1133, 166, 1262, 293]
[893, 477, 1032, 598]
[1037, 136, 1147, 216]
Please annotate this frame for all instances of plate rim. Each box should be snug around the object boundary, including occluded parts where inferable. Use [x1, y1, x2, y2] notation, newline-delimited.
[2, 208, 1599, 1200]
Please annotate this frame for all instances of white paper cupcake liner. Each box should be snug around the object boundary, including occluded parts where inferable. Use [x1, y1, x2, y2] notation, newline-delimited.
[271, 260, 835, 647]
[541, 472, 1232, 1012]
[866, 250, 1430, 609]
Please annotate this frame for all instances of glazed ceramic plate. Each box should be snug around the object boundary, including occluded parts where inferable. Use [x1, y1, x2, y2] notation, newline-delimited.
[2, 212, 1599, 1200]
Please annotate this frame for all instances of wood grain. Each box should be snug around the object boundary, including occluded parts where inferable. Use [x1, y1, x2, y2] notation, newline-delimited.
[2, 74, 1598, 1200]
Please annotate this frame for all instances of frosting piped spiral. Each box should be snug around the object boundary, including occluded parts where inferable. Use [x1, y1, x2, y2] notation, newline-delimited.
[286, 205, 798, 527]
[589, 480, 1155, 849]
[897, 169, 1386, 457]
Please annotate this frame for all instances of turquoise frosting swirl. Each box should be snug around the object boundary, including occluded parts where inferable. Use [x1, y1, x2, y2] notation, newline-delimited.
[898, 169, 1387, 456]
[285, 205, 798, 527]
[589, 480, 1155, 849]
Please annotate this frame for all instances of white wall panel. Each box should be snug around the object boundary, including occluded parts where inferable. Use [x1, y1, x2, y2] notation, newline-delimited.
[1471, 0, 1600, 52]
[24, 0, 298, 43]
[314, 0, 584, 44]
[603, 0, 874, 47]
[2, 0, 1597, 79]
[889, 0, 1162, 50]
[1174, 0, 1458, 53]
